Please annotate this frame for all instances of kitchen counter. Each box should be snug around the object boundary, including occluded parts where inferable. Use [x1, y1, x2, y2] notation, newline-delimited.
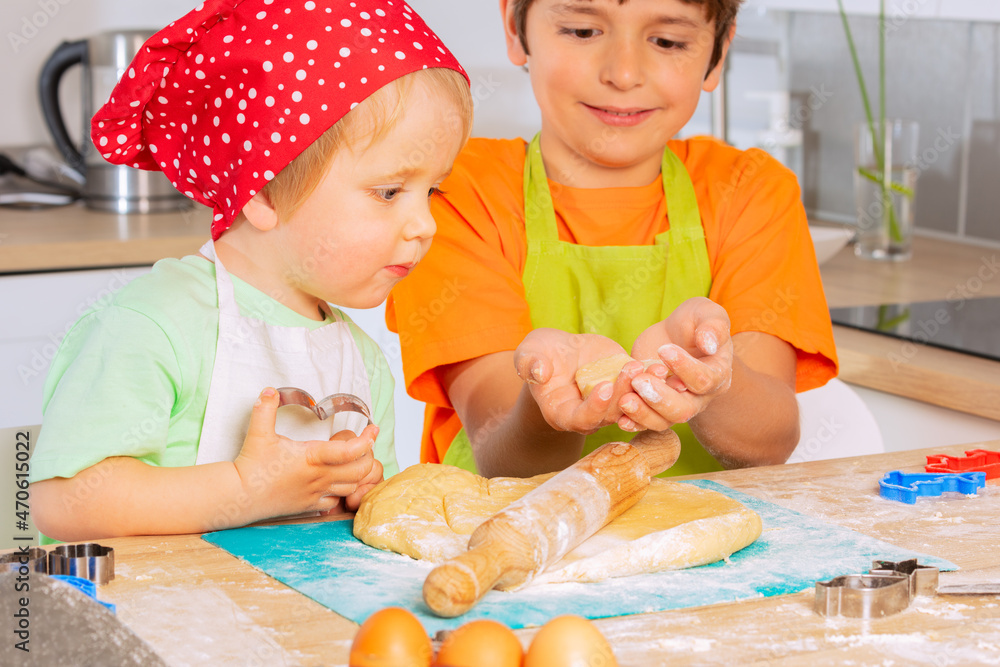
[3, 205, 999, 419]
[11, 442, 999, 665]
[0, 203, 209, 273]
[820, 236, 1000, 421]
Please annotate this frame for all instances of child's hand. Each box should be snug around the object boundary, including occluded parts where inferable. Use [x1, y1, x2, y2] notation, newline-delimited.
[513, 328, 640, 434]
[234, 388, 379, 522]
[622, 297, 734, 432]
[343, 447, 384, 512]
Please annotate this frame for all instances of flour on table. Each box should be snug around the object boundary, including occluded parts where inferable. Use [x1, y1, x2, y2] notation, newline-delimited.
[353, 463, 762, 586]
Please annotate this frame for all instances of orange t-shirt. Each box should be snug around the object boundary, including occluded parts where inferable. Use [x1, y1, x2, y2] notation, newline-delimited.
[387, 136, 839, 464]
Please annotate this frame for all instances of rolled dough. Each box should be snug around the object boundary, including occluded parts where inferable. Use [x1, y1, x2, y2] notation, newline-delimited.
[353, 464, 762, 585]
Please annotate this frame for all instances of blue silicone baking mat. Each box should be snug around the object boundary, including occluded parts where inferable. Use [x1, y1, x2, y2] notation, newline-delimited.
[203, 480, 957, 634]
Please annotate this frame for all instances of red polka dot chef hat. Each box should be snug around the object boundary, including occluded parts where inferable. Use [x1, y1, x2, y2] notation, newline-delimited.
[92, 0, 468, 239]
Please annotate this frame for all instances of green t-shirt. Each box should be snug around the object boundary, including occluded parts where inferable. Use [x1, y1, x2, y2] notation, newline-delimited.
[30, 255, 399, 484]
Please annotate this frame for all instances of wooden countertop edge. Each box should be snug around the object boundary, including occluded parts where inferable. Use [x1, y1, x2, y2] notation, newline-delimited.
[834, 325, 1000, 421]
[0, 236, 207, 273]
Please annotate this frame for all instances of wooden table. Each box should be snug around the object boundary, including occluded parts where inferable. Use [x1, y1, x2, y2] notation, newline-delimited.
[820, 235, 1000, 421]
[29, 441, 996, 666]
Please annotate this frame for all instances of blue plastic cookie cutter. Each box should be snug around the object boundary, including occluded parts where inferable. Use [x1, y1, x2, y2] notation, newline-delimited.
[51, 574, 117, 613]
[879, 470, 987, 504]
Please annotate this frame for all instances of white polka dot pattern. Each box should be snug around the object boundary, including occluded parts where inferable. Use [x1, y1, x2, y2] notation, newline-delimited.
[91, 0, 467, 240]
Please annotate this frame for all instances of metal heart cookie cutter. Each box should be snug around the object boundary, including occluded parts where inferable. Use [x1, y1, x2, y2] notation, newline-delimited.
[814, 573, 911, 619]
[869, 558, 939, 598]
[276, 387, 372, 425]
[816, 558, 942, 618]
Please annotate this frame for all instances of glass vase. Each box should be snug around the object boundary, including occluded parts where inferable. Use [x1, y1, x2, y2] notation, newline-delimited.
[852, 119, 919, 261]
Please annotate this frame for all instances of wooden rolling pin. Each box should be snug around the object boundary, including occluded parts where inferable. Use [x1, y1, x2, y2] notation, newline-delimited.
[422, 429, 681, 617]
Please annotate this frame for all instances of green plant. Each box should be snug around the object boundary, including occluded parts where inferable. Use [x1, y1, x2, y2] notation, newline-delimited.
[836, 0, 914, 243]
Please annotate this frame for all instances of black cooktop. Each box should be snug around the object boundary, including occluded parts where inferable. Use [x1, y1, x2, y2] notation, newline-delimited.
[829, 296, 1000, 363]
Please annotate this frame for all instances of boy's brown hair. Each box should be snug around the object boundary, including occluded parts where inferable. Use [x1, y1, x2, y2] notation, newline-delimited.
[510, 0, 743, 74]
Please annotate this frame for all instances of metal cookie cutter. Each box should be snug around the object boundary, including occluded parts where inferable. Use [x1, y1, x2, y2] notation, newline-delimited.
[878, 470, 987, 504]
[815, 573, 911, 618]
[870, 558, 939, 597]
[926, 449, 1000, 480]
[1, 547, 47, 573]
[276, 387, 372, 425]
[48, 543, 115, 585]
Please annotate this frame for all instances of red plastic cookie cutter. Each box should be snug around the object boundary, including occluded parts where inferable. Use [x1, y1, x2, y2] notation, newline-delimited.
[926, 449, 1000, 480]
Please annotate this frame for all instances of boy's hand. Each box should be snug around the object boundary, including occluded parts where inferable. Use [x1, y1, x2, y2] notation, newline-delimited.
[234, 388, 379, 522]
[622, 297, 734, 432]
[513, 328, 640, 434]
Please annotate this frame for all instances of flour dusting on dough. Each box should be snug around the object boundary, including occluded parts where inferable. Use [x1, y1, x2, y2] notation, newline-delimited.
[354, 464, 762, 586]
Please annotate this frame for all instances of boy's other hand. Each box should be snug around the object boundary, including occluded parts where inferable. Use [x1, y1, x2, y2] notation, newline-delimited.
[234, 388, 379, 521]
[624, 297, 734, 432]
[514, 328, 638, 434]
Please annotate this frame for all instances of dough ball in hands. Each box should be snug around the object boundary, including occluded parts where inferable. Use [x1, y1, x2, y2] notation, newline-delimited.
[574, 354, 668, 398]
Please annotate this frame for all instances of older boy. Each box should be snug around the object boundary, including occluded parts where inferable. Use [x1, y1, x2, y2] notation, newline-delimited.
[388, 0, 838, 477]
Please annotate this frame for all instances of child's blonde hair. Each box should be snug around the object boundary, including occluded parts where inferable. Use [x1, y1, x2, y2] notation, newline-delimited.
[510, 0, 742, 74]
[262, 67, 473, 221]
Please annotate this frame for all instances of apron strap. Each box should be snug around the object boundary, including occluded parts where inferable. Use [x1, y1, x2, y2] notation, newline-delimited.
[523, 134, 560, 243]
[661, 147, 712, 315]
[200, 240, 240, 315]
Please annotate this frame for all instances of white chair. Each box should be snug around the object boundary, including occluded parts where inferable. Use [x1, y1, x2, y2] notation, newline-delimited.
[787, 378, 884, 463]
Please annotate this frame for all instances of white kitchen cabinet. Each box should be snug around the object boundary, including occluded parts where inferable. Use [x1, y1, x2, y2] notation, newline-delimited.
[850, 384, 1000, 453]
[0, 267, 151, 430]
[0, 267, 149, 550]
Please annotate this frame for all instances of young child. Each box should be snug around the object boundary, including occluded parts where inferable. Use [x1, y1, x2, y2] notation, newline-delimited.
[388, 0, 838, 478]
[29, 0, 472, 541]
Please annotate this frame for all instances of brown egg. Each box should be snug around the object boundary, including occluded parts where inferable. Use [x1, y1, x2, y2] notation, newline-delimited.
[349, 607, 433, 667]
[524, 615, 617, 667]
[434, 619, 524, 667]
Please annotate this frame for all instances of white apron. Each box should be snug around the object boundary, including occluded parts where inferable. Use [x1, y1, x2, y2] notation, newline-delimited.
[195, 241, 373, 465]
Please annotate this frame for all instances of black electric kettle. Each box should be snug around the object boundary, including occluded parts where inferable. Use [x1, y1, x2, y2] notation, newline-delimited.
[39, 30, 189, 214]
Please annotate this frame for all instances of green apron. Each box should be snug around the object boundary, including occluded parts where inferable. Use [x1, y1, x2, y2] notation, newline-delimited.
[444, 134, 723, 477]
